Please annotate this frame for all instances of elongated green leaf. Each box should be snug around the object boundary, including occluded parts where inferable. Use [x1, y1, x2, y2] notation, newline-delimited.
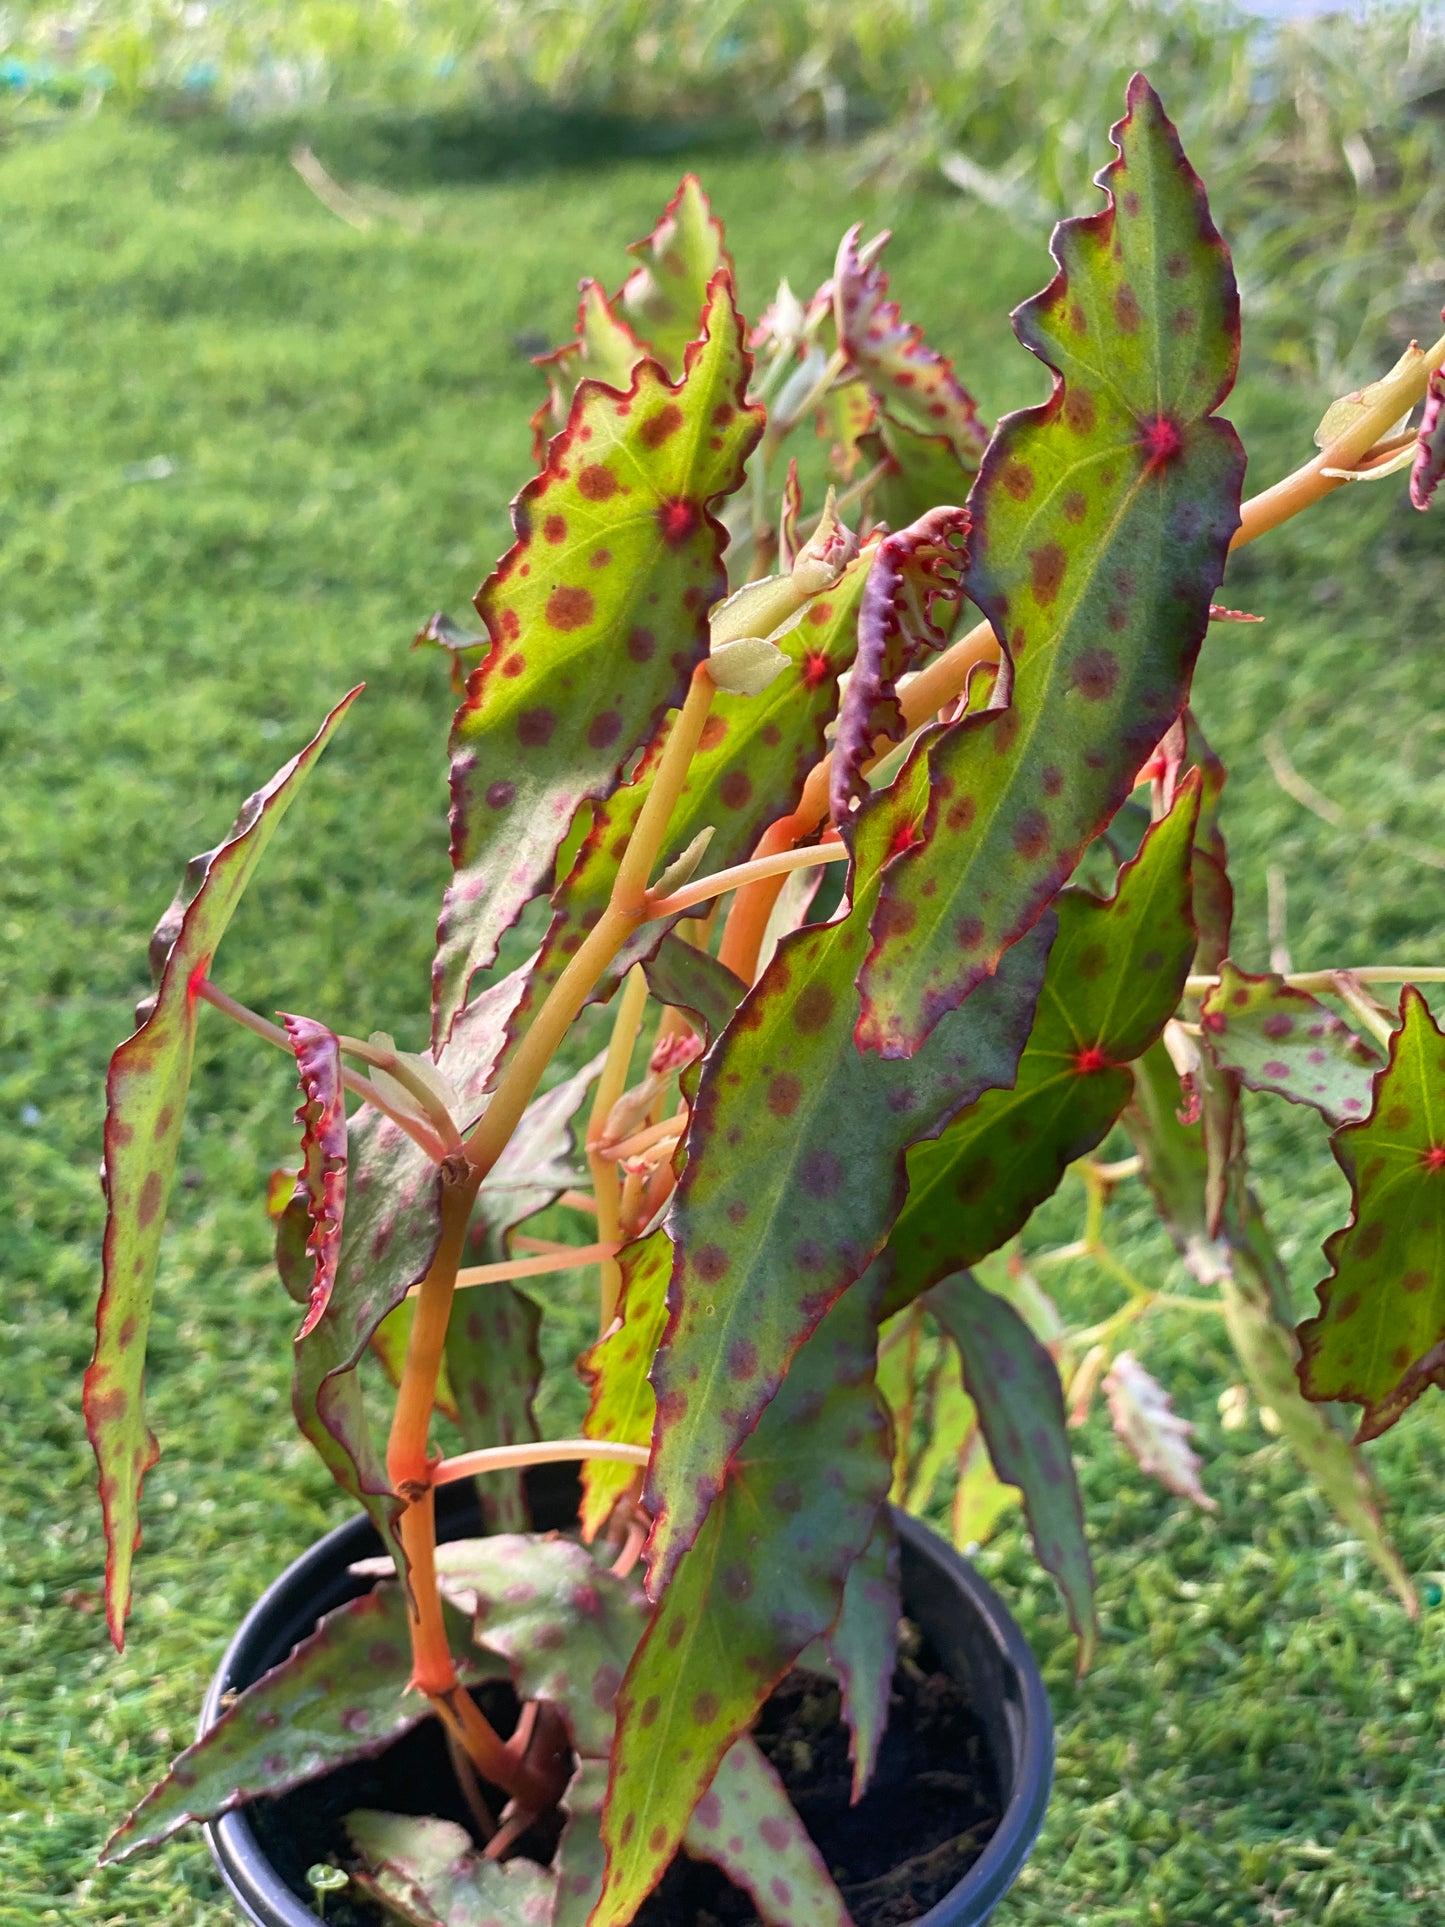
[347, 1811, 554, 1927]
[1125, 1041, 1415, 1609]
[650, 760, 1054, 1586]
[278, 1014, 347, 1340]
[817, 375, 878, 481]
[833, 226, 988, 465]
[825, 1509, 900, 1803]
[553, 1759, 610, 1927]
[531, 277, 646, 462]
[683, 1733, 851, 1927]
[857, 77, 1244, 1056]
[100, 1582, 498, 1863]
[927, 1270, 1096, 1664]
[599, 1274, 888, 1925]
[579, 1227, 672, 1540]
[881, 779, 1198, 1316]
[435, 274, 763, 1043]
[620, 175, 732, 379]
[370, 1296, 461, 1426]
[1199, 962, 1380, 1124]
[445, 1284, 543, 1533]
[501, 554, 867, 1051]
[1299, 988, 1445, 1441]
[86, 688, 360, 1648]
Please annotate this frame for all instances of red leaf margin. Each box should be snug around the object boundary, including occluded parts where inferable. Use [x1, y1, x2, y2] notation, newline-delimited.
[280, 1014, 348, 1340]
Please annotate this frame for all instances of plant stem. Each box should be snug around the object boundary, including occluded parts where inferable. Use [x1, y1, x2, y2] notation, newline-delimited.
[1183, 965, 1443, 997]
[433, 1438, 652, 1485]
[595, 1115, 685, 1164]
[647, 837, 847, 920]
[587, 965, 651, 1332]
[335, 1033, 464, 1155]
[444, 1241, 621, 1292]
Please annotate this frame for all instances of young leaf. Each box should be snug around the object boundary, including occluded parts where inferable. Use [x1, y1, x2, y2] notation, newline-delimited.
[599, 1272, 889, 1925]
[1103, 1351, 1216, 1510]
[347, 1811, 554, 1927]
[435, 273, 763, 1043]
[817, 375, 879, 481]
[279, 1015, 347, 1340]
[620, 175, 732, 380]
[579, 1227, 672, 1540]
[881, 779, 1198, 1315]
[100, 1582, 498, 1863]
[1199, 962, 1380, 1124]
[1298, 988, 1445, 1441]
[683, 1734, 852, 1927]
[1410, 366, 1445, 511]
[857, 76, 1244, 1056]
[531, 277, 647, 461]
[825, 1509, 901, 1803]
[413, 610, 488, 694]
[641, 934, 747, 1044]
[830, 506, 968, 823]
[832, 226, 988, 465]
[445, 1284, 543, 1533]
[649, 794, 1054, 1589]
[86, 687, 360, 1648]
[926, 1270, 1097, 1665]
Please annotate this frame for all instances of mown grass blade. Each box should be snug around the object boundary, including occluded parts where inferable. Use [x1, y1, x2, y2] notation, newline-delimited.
[86, 687, 360, 1648]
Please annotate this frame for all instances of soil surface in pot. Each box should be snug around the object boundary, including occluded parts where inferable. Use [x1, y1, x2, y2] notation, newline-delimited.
[248, 1619, 1000, 1927]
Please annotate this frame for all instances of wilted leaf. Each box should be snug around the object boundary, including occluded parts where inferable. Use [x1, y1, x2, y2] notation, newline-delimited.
[1299, 988, 1445, 1441]
[927, 1270, 1096, 1665]
[279, 1015, 347, 1340]
[86, 688, 359, 1647]
[856, 77, 1243, 1057]
[100, 1582, 498, 1862]
[435, 274, 763, 1043]
[599, 1272, 889, 1924]
[620, 175, 732, 380]
[1103, 1351, 1216, 1509]
[347, 1810, 554, 1927]
[1199, 962, 1381, 1124]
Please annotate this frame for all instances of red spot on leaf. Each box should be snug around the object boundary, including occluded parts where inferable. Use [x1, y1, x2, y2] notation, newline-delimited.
[1063, 388, 1096, 435]
[1139, 413, 1185, 470]
[1074, 1045, 1111, 1074]
[517, 707, 557, 748]
[720, 770, 753, 810]
[627, 627, 656, 662]
[544, 514, 567, 544]
[799, 1148, 844, 1198]
[640, 404, 684, 449]
[801, 650, 830, 690]
[1030, 543, 1067, 606]
[1070, 648, 1119, 701]
[486, 780, 516, 809]
[657, 498, 700, 545]
[1062, 490, 1087, 525]
[1003, 461, 1035, 500]
[545, 585, 594, 631]
[694, 1244, 730, 1282]
[137, 1170, 164, 1229]
[767, 1073, 802, 1118]
[1012, 809, 1049, 859]
[577, 464, 619, 500]
[587, 709, 623, 750]
[1422, 1145, 1445, 1173]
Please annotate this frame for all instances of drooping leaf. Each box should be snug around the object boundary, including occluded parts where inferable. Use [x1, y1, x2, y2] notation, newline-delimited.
[620, 175, 732, 380]
[881, 779, 1198, 1316]
[875, 1300, 926, 1498]
[1125, 1041, 1416, 1610]
[926, 1270, 1096, 1665]
[830, 506, 968, 823]
[1410, 366, 1445, 511]
[279, 1015, 348, 1340]
[500, 553, 867, 1052]
[1298, 988, 1445, 1441]
[431, 1535, 648, 1759]
[599, 1273, 888, 1925]
[579, 1227, 672, 1541]
[1103, 1351, 1216, 1509]
[86, 687, 360, 1648]
[824, 1509, 901, 1803]
[649, 758, 1054, 1587]
[531, 277, 647, 462]
[435, 274, 763, 1043]
[857, 77, 1244, 1057]
[1199, 962, 1380, 1125]
[682, 1733, 852, 1927]
[346, 1811, 554, 1927]
[100, 1582, 498, 1863]
[860, 412, 979, 534]
[832, 226, 988, 465]
[445, 1284, 543, 1533]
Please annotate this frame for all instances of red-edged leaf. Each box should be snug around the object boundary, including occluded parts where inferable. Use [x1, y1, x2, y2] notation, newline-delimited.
[825, 1509, 901, 1803]
[474, 1048, 603, 1235]
[347, 1811, 554, 1927]
[86, 688, 359, 1648]
[832, 226, 988, 466]
[1103, 1351, 1216, 1510]
[860, 412, 979, 536]
[1410, 366, 1445, 511]
[648, 755, 1053, 1589]
[412, 610, 487, 695]
[641, 934, 746, 1044]
[856, 77, 1244, 1057]
[99, 1582, 498, 1863]
[1299, 988, 1445, 1441]
[620, 175, 732, 380]
[1199, 962, 1381, 1125]
[817, 375, 879, 482]
[880, 779, 1198, 1316]
[830, 507, 968, 824]
[682, 1735, 851, 1927]
[445, 1285, 543, 1534]
[434, 273, 763, 1044]
[278, 1015, 347, 1339]
[927, 1270, 1097, 1665]
[530, 277, 647, 463]
[598, 1273, 888, 1925]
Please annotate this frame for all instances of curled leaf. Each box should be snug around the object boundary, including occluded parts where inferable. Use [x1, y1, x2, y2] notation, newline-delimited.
[1411, 365, 1445, 510]
[280, 1015, 348, 1340]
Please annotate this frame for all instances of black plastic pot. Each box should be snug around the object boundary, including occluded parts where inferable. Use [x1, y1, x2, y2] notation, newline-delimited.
[202, 1471, 1052, 1927]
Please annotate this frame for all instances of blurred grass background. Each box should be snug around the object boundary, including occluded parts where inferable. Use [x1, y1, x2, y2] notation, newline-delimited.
[1, 5, 1443, 1924]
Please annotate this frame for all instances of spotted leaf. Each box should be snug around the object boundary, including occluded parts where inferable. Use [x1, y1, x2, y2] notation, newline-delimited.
[1410, 366, 1445, 511]
[926, 1270, 1096, 1665]
[681, 1732, 851, 1927]
[860, 411, 978, 535]
[346, 1811, 555, 1927]
[1103, 1351, 1215, 1509]
[579, 1228, 672, 1541]
[100, 1582, 498, 1863]
[880, 778, 1198, 1317]
[598, 1273, 888, 1925]
[435, 274, 763, 1044]
[531, 277, 647, 463]
[85, 688, 359, 1648]
[1299, 988, 1445, 1442]
[1199, 962, 1381, 1125]
[473, 1048, 603, 1231]
[817, 375, 879, 481]
[278, 1015, 347, 1340]
[445, 1284, 543, 1533]
[620, 175, 732, 380]
[369, 1297, 462, 1426]
[641, 935, 747, 1046]
[857, 76, 1244, 1056]
[648, 757, 1053, 1589]
[833, 225, 988, 465]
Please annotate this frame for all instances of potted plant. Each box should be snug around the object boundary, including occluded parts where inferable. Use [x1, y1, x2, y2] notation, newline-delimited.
[87, 74, 1443, 1926]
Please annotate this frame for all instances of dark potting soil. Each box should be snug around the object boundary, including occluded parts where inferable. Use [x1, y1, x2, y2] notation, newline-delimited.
[247, 1621, 999, 1927]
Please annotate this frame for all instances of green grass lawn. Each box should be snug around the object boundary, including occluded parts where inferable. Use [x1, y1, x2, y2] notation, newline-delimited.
[1, 104, 1441, 1926]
